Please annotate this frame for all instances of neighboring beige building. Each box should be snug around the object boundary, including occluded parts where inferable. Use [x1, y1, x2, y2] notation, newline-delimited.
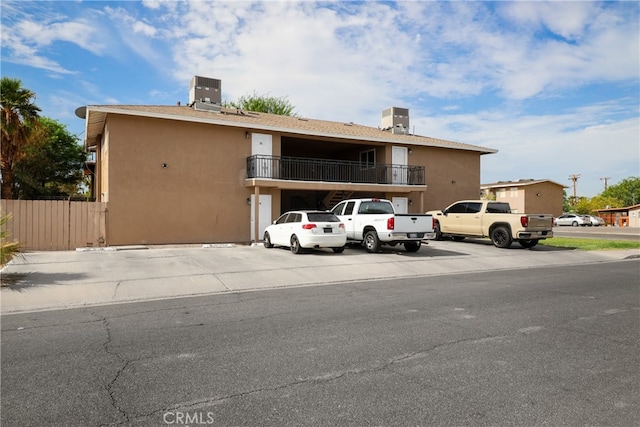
[596, 204, 640, 227]
[481, 179, 566, 216]
[80, 76, 496, 246]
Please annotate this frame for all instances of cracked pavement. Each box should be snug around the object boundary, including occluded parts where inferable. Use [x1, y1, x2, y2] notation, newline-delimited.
[2, 260, 639, 426]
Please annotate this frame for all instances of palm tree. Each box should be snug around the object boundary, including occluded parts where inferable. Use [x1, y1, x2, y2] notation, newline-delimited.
[1, 77, 41, 199]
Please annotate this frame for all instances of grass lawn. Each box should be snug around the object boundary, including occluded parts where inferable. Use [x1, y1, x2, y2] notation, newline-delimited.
[539, 237, 640, 251]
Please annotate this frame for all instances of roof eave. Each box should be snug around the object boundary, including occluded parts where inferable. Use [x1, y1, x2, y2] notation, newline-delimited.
[83, 105, 497, 154]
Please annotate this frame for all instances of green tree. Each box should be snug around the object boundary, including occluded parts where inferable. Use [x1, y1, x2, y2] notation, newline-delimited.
[601, 177, 640, 207]
[585, 194, 623, 212]
[13, 117, 86, 199]
[1, 77, 41, 199]
[224, 91, 297, 116]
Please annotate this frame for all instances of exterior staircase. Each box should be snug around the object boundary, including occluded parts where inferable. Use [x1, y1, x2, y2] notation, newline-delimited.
[322, 191, 353, 210]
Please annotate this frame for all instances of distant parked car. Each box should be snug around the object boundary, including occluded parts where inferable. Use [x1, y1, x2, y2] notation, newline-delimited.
[585, 215, 606, 226]
[555, 213, 592, 227]
[263, 210, 346, 254]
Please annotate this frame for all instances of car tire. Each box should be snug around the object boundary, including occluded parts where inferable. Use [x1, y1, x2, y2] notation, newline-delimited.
[434, 222, 443, 241]
[404, 241, 421, 252]
[518, 239, 538, 249]
[363, 230, 381, 253]
[332, 247, 345, 253]
[291, 235, 303, 254]
[491, 226, 512, 248]
[263, 232, 273, 248]
[572, 221, 578, 227]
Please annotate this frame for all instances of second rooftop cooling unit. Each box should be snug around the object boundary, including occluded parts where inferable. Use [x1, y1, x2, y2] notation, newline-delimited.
[190, 76, 222, 112]
[382, 107, 410, 134]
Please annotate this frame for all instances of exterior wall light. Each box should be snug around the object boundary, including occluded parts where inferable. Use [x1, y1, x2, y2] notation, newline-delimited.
[245, 131, 251, 139]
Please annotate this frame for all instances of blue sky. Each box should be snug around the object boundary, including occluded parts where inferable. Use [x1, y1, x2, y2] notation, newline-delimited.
[2, 0, 638, 198]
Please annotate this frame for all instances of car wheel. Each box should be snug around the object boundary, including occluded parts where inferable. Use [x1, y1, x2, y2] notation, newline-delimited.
[404, 241, 421, 252]
[491, 226, 512, 248]
[518, 239, 538, 249]
[290, 235, 303, 254]
[363, 230, 381, 253]
[263, 232, 273, 248]
[332, 247, 345, 253]
[572, 221, 578, 227]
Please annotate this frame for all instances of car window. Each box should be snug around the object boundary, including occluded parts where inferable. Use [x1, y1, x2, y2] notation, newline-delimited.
[286, 213, 302, 223]
[331, 202, 345, 216]
[447, 203, 466, 214]
[307, 213, 340, 222]
[465, 202, 482, 214]
[486, 202, 511, 213]
[275, 214, 289, 224]
[358, 201, 394, 214]
[344, 201, 355, 215]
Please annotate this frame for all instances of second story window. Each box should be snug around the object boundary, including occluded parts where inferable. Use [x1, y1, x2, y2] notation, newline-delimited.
[360, 149, 376, 169]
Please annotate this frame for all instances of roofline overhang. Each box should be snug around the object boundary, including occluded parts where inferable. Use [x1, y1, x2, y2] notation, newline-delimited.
[82, 105, 498, 155]
[481, 180, 569, 189]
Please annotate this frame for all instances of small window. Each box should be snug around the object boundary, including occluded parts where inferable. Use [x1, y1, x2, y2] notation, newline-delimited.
[360, 149, 376, 169]
[447, 203, 466, 214]
[344, 201, 356, 215]
[289, 213, 302, 223]
[465, 202, 482, 214]
[331, 202, 345, 215]
[486, 202, 511, 214]
[358, 201, 394, 214]
[275, 214, 289, 224]
[307, 212, 340, 222]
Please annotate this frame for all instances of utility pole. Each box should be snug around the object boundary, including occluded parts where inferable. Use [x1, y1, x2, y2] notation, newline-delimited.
[569, 174, 581, 205]
[600, 177, 611, 191]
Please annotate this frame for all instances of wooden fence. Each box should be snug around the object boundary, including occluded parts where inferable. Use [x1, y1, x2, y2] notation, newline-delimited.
[1, 199, 107, 251]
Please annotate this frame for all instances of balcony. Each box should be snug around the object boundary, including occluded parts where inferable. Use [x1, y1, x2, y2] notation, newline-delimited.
[246, 155, 425, 185]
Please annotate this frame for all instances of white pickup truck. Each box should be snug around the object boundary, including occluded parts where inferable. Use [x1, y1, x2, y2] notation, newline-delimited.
[330, 198, 435, 252]
[427, 200, 554, 248]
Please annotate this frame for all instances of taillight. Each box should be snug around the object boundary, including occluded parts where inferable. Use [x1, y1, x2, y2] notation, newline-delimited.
[339, 223, 345, 229]
[302, 223, 317, 229]
[432, 217, 437, 229]
[387, 217, 394, 230]
[520, 216, 528, 227]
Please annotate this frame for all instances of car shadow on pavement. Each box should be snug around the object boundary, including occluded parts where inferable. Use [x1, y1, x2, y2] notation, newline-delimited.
[0, 272, 89, 292]
[446, 237, 577, 251]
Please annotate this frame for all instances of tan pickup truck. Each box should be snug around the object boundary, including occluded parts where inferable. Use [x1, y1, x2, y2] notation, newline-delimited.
[427, 200, 554, 248]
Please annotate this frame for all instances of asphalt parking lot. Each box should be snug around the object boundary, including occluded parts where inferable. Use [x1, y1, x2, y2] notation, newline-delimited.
[2, 238, 638, 314]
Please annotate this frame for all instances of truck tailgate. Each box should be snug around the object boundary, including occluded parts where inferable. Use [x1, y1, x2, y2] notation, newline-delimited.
[394, 214, 434, 233]
[527, 214, 553, 230]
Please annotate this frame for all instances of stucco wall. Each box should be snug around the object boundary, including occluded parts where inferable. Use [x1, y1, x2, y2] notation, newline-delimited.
[413, 147, 482, 211]
[105, 114, 255, 245]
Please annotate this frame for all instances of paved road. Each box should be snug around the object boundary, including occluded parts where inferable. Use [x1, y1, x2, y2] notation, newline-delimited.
[2, 261, 639, 426]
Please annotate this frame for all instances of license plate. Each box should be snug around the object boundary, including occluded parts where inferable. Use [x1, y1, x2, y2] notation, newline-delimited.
[408, 233, 424, 238]
[324, 228, 332, 233]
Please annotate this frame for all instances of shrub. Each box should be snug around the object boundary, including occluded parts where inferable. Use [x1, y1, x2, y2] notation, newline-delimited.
[0, 213, 19, 267]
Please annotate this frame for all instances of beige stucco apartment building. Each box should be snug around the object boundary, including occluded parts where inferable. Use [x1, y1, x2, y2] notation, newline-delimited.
[80, 76, 496, 246]
[481, 179, 567, 217]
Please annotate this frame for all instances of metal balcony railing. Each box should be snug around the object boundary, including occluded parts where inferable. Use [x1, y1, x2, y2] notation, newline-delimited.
[246, 155, 425, 185]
